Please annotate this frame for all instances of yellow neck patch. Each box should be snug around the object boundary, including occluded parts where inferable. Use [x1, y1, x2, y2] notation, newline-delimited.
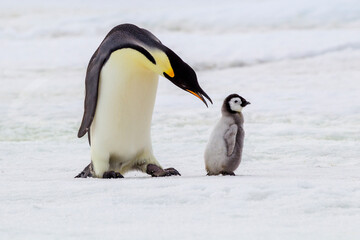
[150, 50, 175, 78]
[165, 68, 175, 78]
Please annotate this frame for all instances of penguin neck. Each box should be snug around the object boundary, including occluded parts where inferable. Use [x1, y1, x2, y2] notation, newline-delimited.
[222, 109, 244, 125]
[98, 48, 159, 119]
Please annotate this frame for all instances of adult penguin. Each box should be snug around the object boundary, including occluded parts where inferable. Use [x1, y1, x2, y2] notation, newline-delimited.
[75, 24, 212, 178]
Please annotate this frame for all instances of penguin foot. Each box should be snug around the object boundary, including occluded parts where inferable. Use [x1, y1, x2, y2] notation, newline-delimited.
[75, 163, 93, 178]
[164, 167, 181, 176]
[103, 171, 124, 179]
[146, 164, 181, 177]
[220, 171, 235, 176]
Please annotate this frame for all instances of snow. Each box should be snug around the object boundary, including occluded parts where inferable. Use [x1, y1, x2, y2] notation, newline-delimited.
[1, 0, 360, 239]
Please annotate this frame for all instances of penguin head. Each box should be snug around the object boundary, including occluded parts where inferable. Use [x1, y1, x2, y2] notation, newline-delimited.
[117, 24, 212, 106]
[148, 47, 212, 107]
[223, 94, 250, 114]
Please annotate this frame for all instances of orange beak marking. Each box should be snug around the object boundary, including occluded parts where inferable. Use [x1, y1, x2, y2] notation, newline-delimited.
[186, 90, 202, 101]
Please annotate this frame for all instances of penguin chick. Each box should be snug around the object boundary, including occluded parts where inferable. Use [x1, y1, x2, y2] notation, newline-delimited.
[204, 94, 250, 176]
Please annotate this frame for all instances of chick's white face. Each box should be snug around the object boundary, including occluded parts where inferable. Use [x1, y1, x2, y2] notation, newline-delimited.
[229, 97, 243, 112]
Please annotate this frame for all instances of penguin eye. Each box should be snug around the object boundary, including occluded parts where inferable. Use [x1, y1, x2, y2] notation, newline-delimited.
[234, 100, 238, 103]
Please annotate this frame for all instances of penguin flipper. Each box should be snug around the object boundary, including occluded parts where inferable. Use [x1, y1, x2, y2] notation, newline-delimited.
[224, 124, 238, 156]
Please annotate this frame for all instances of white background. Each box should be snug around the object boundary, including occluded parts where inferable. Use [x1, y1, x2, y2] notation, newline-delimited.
[1, 0, 360, 239]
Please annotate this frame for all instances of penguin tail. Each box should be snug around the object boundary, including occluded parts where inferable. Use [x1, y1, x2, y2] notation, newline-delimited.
[74, 163, 93, 178]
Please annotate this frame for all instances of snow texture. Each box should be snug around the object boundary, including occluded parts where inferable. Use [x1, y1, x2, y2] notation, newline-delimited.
[1, 0, 360, 239]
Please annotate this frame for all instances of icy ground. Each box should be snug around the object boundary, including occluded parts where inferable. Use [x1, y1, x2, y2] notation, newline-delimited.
[1, 0, 360, 239]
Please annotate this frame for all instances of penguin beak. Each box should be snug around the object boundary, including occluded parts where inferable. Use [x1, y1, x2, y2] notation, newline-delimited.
[162, 48, 212, 107]
[186, 89, 211, 107]
[241, 101, 251, 107]
[164, 71, 212, 107]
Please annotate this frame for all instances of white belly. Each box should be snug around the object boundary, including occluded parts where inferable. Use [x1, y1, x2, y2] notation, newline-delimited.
[90, 49, 159, 174]
[204, 117, 232, 174]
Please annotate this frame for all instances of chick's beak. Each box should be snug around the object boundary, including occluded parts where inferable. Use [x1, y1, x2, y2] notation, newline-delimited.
[242, 101, 251, 107]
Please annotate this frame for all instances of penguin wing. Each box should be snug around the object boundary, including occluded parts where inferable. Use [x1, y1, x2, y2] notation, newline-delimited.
[224, 124, 238, 156]
[77, 24, 161, 138]
[77, 48, 103, 138]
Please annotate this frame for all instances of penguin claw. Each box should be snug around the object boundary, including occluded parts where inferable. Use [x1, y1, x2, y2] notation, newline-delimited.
[220, 171, 235, 176]
[164, 167, 181, 176]
[146, 164, 181, 177]
[103, 171, 124, 179]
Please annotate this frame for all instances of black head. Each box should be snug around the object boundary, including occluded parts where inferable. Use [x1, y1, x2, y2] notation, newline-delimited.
[222, 94, 250, 114]
[162, 48, 212, 107]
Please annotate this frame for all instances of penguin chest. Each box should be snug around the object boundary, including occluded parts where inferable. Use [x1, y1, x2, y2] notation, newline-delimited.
[206, 120, 229, 155]
[205, 120, 228, 166]
[205, 117, 235, 172]
[90, 49, 159, 161]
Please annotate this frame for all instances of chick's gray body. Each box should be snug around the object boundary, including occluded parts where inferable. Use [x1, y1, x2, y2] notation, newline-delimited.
[205, 94, 249, 175]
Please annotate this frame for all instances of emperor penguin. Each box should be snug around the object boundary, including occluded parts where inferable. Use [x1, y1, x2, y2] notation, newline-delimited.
[204, 94, 250, 176]
[75, 24, 212, 178]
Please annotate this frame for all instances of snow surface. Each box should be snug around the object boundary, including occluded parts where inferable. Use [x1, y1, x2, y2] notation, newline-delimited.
[1, 0, 360, 239]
